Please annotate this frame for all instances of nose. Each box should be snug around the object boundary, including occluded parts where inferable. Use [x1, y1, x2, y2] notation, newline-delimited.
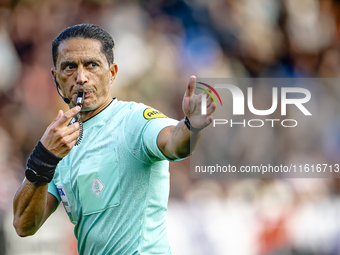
[75, 66, 88, 85]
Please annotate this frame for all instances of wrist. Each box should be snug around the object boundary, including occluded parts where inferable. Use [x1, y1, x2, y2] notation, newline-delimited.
[25, 168, 45, 186]
[26, 141, 62, 184]
[184, 116, 204, 133]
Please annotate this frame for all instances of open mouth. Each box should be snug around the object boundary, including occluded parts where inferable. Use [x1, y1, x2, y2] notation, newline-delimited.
[85, 92, 91, 98]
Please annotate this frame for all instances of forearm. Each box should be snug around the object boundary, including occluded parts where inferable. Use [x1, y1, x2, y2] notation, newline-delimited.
[13, 107, 80, 236]
[162, 119, 202, 159]
[13, 180, 48, 237]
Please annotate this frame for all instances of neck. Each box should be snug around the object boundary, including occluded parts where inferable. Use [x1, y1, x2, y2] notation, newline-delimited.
[79, 97, 113, 122]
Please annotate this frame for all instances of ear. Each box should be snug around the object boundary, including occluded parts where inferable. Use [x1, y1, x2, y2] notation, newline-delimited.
[109, 63, 118, 84]
[51, 68, 59, 87]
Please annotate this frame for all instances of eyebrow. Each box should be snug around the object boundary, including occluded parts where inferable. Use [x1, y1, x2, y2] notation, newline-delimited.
[60, 58, 102, 69]
[83, 58, 101, 64]
[60, 61, 76, 70]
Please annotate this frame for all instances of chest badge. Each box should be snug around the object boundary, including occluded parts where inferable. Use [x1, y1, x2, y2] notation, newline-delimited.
[91, 177, 106, 198]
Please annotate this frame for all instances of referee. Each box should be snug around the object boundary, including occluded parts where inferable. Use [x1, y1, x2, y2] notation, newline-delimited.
[13, 24, 215, 254]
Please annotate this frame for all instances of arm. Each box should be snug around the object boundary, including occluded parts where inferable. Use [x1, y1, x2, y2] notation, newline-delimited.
[13, 182, 58, 237]
[13, 106, 81, 237]
[157, 76, 216, 159]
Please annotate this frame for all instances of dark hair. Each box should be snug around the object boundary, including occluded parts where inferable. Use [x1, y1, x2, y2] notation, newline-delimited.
[52, 24, 115, 67]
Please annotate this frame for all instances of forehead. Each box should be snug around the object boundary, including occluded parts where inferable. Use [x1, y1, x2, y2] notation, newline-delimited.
[56, 38, 106, 66]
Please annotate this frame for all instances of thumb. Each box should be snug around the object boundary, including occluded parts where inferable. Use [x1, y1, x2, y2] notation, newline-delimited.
[47, 110, 64, 129]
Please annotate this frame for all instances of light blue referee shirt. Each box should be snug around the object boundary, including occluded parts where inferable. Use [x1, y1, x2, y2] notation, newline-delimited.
[48, 99, 180, 254]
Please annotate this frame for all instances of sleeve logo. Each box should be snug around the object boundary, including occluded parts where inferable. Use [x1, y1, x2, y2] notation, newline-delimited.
[143, 108, 167, 119]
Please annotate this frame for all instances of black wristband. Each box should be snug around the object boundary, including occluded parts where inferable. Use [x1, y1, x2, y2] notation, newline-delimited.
[184, 116, 204, 132]
[26, 141, 62, 183]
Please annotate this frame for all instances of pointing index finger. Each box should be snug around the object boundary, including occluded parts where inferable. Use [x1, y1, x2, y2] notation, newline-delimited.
[57, 106, 81, 126]
[185, 75, 196, 97]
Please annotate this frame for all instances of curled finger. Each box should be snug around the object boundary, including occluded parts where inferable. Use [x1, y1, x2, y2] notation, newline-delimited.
[206, 102, 216, 115]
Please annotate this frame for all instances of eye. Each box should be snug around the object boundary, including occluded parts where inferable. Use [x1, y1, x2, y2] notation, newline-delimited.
[65, 65, 74, 70]
[63, 64, 76, 71]
[88, 62, 98, 68]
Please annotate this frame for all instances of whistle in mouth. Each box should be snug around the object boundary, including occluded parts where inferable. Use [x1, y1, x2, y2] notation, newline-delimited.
[76, 92, 85, 106]
[72, 91, 85, 146]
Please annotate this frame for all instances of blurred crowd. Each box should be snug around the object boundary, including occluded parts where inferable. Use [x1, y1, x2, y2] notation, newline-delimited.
[1, 0, 340, 254]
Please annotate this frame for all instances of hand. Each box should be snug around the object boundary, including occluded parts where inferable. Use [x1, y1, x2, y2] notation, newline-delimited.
[182, 75, 216, 130]
[41, 106, 81, 158]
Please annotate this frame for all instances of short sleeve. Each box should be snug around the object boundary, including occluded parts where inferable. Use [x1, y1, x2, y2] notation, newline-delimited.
[48, 180, 61, 203]
[124, 103, 182, 163]
[143, 117, 181, 161]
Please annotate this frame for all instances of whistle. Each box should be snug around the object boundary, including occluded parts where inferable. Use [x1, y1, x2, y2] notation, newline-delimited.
[76, 92, 85, 106]
[69, 91, 85, 146]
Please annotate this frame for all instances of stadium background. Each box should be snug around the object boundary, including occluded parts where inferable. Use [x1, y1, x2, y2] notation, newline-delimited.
[1, 0, 340, 254]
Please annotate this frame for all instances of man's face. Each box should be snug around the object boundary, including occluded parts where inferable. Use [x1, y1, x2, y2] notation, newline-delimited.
[52, 38, 117, 111]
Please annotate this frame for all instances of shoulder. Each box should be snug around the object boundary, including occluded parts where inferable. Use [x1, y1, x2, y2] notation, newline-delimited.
[114, 100, 147, 114]
[115, 100, 167, 122]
